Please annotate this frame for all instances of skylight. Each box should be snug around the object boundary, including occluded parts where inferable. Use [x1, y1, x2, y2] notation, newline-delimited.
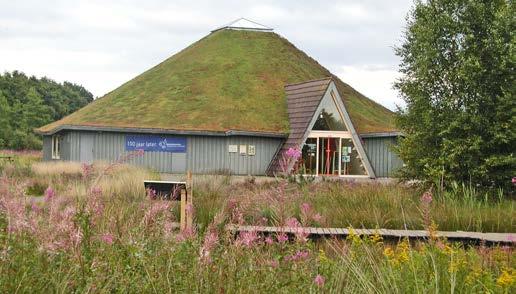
[211, 18, 273, 33]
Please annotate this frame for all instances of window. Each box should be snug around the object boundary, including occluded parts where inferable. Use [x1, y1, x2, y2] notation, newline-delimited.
[339, 138, 367, 176]
[52, 135, 60, 159]
[312, 93, 347, 131]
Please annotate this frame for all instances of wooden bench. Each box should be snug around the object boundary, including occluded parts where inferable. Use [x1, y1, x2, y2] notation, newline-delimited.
[144, 172, 194, 231]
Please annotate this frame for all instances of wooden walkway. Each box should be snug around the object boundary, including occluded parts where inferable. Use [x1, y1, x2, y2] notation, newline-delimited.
[226, 225, 515, 246]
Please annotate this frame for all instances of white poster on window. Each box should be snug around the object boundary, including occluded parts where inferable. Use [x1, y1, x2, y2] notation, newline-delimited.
[239, 144, 247, 155]
[248, 145, 256, 156]
[228, 145, 238, 153]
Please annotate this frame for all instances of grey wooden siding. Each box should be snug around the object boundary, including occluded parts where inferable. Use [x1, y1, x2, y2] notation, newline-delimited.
[187, 135, 282, 175]
[362, 137, 403, 177]
[43, 132, 283, 175]
[42, 136, 52, 161]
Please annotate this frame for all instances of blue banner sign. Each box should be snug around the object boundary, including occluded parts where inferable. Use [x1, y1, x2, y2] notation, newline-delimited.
[125, 135, 187, 153]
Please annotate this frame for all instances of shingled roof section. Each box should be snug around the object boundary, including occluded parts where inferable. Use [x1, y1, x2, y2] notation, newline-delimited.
[266, 78, 332, 175]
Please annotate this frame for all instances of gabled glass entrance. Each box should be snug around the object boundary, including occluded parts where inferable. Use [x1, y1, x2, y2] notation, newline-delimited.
[298, 91, 369, 177]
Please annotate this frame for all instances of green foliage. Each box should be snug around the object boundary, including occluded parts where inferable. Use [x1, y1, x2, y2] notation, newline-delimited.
[0, 71, 93, 149]
[394, 0, 515, 191]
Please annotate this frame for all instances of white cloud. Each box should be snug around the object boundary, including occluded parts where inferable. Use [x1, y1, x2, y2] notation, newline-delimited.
[335, 65, 404, 110]
[0, 0, 413, 109]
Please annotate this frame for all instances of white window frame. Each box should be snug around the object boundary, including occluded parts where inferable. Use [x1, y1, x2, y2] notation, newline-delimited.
[51, 135, 60, 159]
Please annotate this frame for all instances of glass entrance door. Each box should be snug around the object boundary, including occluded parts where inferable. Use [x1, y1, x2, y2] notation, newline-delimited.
[301, 135, 368, 177]
[318, 137, 339, 176]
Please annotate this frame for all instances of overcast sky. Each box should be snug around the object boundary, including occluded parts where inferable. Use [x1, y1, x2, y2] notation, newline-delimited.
[0, 0, 413, 110]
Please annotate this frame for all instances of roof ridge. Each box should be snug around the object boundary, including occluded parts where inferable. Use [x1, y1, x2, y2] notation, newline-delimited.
[284, 77, 333, 88]
[211, 18, 273, 33]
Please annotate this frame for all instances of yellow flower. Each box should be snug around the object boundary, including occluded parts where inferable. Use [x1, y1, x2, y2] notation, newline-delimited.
[370, 230, 383, 245]
[428, 221, 439, 240]
[448, 257, 459, 274]
[384, 247, 395, 259]
[497, 267, 515, 288]
[383, 247, 398, 266]
[465, 266, 483, 285]
[318, 249, 330, 265]
[396, 238, 410, 264]
[346, 227, 362, 245]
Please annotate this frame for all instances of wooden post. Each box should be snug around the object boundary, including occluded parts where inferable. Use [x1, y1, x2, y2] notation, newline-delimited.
[186, 170, 193, 230]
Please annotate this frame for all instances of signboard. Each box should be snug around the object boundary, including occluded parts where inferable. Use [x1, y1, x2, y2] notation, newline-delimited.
[228, 145, 238, 153]
[342, 146, 352, 155]
[248, 145, 256, 156]
[126, 135, 186, 153]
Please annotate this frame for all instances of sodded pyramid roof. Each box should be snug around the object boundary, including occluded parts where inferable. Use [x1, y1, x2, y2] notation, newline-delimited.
[37, 29, 397, 135]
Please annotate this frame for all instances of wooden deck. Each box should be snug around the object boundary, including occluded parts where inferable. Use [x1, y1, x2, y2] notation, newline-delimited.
[226, 225, 515, 246]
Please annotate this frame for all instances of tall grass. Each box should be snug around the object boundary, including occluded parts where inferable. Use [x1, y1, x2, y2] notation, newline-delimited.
[193, 180, 515, 233]
[0, 160, 514, 292]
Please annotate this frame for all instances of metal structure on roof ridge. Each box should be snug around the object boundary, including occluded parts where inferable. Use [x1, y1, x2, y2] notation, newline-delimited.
[211, 18, 273, 33]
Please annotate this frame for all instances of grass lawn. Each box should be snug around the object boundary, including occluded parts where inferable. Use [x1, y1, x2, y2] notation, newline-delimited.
[0, 155, 514, 292]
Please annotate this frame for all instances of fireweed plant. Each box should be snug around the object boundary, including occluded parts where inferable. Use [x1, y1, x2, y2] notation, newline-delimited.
[279, 147, 315, 185]
[0, 153, 514, 292]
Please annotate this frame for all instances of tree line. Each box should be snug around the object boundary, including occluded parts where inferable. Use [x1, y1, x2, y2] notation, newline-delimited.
[0, 71, 93, 149]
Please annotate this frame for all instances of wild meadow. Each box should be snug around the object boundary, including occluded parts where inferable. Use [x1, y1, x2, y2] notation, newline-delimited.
[0, 151, 514, 293]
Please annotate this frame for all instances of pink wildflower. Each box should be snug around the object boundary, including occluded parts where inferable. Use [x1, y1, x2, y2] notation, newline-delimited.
[508, 234, 515, 242]
[277, 233, 289, 243]
[81, 163, 94, 179]
[286, 250, 310, 262]
[163, 220, 176, 237]
[312, 213, 322, 222]
[31, 201, 41, 214]
[91, 186, 102, 196]
[100, 233, 114, 245]
[88, 187, 104, 218]
[420, 191, 433, 204]
[200, 230, 219, 263]
[143, 201, 170, 227]
[285, 217, 309, 243]
[285, 217, 301, 228]
[237, 230, 259, 248]
[285, 147, 302, 160]
[300, 203, 311, 215]
[314, 274, 325, 287]
[295, 229, 309, 243]
[146, 188, 157, 200]
[185, 203, 194, 215]
[268, 260, 279, 268]
[44, 186, 55, 201]
[176, 227, 196, 242]
[512, 177, 516, 185]
[265, 236, 274, 245]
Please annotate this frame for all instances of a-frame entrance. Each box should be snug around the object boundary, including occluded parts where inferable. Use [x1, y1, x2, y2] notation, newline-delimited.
[298, 81, 375, 177]
[266, 78, 375, 178]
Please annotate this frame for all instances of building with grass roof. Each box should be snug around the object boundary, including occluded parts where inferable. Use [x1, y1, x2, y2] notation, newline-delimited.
[36, 18, 403, 178]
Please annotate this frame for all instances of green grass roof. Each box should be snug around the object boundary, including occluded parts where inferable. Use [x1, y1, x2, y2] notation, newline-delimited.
[38, 30, 397, 135]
